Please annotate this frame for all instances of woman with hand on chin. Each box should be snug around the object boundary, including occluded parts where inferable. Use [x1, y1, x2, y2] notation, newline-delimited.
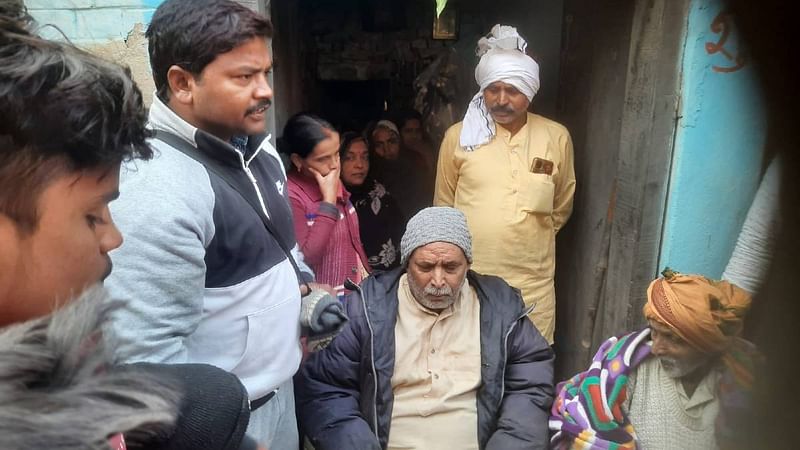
[283, 114, 370, 296]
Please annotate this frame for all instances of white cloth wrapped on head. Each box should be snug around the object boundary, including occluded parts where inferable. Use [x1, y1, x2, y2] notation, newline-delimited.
[372, 119, 400, 138]
[460, 24, 540, 150]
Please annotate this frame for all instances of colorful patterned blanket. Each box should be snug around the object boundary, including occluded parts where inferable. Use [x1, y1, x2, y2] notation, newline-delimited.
[549, 328, 760, 450]
[549, 329, 652, 450]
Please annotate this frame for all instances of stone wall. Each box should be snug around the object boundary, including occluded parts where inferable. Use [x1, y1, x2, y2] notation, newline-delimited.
[305, 0, 466, 115]
[26, 0, 262, 107]
[27, 0, 161, 105]
[310, 1, 451, 80]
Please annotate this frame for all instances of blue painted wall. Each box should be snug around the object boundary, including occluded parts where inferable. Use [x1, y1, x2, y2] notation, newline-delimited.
[658, 0, 767, 278]
[27, 0, 163, 44]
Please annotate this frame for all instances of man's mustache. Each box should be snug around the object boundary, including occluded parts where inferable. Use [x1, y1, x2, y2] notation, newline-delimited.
[424, 285, 454, 297]
[101, 255, 113, 281]
[490, 105, 515, 115]
[245, 100, 272, 116]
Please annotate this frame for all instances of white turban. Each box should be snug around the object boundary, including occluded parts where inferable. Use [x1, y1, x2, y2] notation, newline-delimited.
[460, 25, 540, 150]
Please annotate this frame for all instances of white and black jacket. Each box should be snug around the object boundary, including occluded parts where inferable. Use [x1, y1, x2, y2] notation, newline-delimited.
[106, 97, 311, 400]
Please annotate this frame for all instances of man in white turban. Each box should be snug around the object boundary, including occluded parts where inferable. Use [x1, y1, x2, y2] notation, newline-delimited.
[434, 24, 576, 344]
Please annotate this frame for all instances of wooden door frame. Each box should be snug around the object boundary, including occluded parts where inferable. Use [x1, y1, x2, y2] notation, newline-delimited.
[555, 0, 688, 377]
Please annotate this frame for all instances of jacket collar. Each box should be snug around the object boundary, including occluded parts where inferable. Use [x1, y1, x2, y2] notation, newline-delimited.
[148, 95, 199, 147]
[148, 95, 267, 169]
[362, 268, 526, 323]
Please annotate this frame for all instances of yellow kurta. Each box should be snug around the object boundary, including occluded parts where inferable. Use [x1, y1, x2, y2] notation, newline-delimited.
[434, 113, 575, 343]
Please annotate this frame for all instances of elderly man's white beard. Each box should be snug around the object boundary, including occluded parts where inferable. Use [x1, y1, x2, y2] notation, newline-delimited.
[410, 276, 467, 311]
[659, 356, 707, 379]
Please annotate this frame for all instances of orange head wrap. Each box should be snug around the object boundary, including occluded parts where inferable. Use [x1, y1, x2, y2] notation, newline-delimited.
[643, 268, 751, 354]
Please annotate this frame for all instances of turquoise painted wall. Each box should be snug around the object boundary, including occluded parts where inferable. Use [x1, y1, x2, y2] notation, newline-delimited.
[27, 0, 163, 44]
[658, 0, 767, 278]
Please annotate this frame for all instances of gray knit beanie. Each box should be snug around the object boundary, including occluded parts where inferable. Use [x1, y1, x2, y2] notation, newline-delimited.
[400, 207, 473, 266]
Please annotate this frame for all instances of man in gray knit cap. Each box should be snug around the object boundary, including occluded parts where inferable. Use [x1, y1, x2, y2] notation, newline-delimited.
[297, 207, 555, 450]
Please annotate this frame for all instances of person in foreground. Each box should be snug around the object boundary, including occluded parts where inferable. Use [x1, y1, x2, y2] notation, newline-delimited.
[296, 206, 555, 450]
[550, 269, 759, 450]
[104, 1, 325, 447]
[0, 3, 258, 449]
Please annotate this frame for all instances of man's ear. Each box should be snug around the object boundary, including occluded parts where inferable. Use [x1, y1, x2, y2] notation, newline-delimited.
[166, 65, 195, 106]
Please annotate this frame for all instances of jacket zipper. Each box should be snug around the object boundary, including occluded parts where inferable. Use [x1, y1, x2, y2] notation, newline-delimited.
[350, 283, 381, 438]
[498, 320, 516, 406]
[498, 304, 535, 407]
[233, 147, 272, 221]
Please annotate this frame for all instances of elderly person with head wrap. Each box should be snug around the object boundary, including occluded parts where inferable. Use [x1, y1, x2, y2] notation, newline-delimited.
[296, 207, 555, 450]
[549, 269, 760, 450]
[434, 24, 576, 344]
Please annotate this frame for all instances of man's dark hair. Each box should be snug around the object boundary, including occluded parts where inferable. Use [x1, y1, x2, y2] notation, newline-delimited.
[147, 0, 273, 102]
[280, 113, 336, 159]
[0, 3, 152, 232]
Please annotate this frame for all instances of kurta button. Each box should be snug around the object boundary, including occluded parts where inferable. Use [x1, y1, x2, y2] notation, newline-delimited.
[434, 373, 439, 379]
[351, 267, 357, 273]
[430, 348, 436, 354]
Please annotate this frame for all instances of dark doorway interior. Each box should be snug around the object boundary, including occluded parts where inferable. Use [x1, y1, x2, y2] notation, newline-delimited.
[317, 80, 390, 132]
[271, 0, 564, 135]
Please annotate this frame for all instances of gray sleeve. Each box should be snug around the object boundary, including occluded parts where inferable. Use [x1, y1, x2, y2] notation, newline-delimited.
[722, 156, 781, 294]
[262, 139, 316, 283]
[292, 243, 316, 283]
[105, 145, 215, 364]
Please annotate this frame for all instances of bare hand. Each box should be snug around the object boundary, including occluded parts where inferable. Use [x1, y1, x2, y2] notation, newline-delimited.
[309, 166, 340, 204]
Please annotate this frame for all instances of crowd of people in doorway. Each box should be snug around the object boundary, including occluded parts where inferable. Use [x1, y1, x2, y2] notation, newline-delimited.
[277, 111, 434, 285]
[0, 0, 762, 449]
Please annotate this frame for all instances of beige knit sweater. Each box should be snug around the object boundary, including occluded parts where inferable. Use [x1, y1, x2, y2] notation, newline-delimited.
[625, 357, 721, 450]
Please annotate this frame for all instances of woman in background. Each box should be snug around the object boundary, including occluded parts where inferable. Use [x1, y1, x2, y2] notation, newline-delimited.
[339, 132, 405, 270]
[283, 114, 370, 294]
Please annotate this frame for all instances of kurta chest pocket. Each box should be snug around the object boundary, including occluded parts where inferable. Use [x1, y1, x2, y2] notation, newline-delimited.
[518, 172, 555, 215]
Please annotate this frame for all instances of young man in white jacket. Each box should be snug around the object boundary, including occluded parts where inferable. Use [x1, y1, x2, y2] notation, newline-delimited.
[105, 1, 316, 448]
